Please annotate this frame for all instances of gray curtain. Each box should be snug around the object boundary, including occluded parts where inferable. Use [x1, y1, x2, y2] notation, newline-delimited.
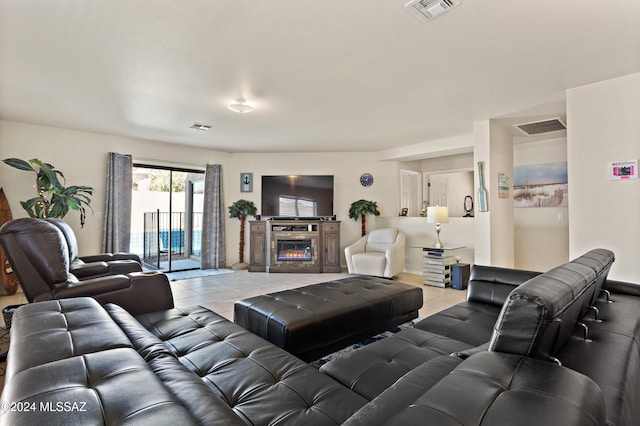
[103, 152, 133, 253]
[201, 164, 226, 269]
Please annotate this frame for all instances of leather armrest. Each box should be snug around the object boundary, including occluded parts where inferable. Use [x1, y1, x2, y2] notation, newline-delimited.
[606, 279, 640, 297]
[52, 275, 131, 299]
[51, 272, 173, 316]
[106, 260, 143, 275]
[345, 236, 367, 272]
[80, 253, 141, 263]
[71, 261, 110, 278]
[384, 233, 405, 277]
[80, 253, 116, 262]
[94, 271, 174, 315]
[113, 253, 142, 263]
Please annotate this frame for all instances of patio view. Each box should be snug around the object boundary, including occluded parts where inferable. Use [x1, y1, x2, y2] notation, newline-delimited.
[130, 166, 205, 272]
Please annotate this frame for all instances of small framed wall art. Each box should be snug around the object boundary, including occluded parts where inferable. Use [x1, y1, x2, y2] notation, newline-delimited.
[240, 173, 253, 192]
[609, 160, 637, 180]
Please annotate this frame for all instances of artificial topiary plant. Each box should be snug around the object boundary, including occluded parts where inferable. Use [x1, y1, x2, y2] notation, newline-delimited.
[228, 199, 257, 267]
[3, 158, 94, 227]
[348, 199, 380, 236]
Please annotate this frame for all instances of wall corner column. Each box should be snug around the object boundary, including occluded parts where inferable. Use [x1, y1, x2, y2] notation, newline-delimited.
[473, 120, 514, 267]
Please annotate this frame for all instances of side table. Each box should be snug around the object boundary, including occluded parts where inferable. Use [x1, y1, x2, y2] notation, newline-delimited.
[421, 246, 464, 287]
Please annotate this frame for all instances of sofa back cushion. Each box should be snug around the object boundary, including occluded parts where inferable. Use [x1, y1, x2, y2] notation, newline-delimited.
[488, 261, 596, 360]
[571, 248, 615, 305]
[366, 228, 399, 252]
[467, 265, 541, 307]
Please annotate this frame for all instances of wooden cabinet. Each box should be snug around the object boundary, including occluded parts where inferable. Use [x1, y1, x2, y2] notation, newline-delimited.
[249, 221, 267, 272]
[321, 222, 341, 272]
[249, 220, 341, 273]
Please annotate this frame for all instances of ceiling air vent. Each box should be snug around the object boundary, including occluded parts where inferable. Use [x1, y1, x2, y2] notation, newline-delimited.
[190, 123, 212, 132]
[404, 0, 460, 22]
[514, 118, 567, 136]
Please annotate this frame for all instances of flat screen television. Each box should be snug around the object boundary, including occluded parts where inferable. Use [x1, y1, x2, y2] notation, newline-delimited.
[261, 175, 334, 218]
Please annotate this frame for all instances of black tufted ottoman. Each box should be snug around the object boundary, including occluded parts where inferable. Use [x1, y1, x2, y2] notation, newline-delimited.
[233, 276, 423, 362]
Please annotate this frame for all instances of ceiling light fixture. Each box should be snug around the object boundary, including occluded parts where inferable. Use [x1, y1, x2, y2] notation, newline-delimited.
[227, 98, 254, 114]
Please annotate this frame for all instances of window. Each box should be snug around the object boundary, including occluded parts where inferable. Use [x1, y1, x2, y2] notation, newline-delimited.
[279, 196, 317, 216]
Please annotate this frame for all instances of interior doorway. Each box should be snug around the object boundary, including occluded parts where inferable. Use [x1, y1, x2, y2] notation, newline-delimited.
[130, 164, 205, 272]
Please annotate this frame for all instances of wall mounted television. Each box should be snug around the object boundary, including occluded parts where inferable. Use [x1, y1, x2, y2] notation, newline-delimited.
[261, 175, 334, 218]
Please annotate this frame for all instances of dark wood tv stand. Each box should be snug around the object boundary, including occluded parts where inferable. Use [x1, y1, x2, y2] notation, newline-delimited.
[249, 219, 341, 273]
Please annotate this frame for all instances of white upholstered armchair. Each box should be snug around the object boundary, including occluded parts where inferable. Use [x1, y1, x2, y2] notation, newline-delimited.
[344, 228, 405, 278]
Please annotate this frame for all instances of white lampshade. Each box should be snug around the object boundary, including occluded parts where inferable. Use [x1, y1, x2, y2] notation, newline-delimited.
[426, 206, 449, 224]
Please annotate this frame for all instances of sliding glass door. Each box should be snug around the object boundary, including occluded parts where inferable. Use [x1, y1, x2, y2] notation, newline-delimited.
[130, 165, 205, 272]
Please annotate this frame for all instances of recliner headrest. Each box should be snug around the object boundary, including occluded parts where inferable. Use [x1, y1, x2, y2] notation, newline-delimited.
[0, 218, 71, 292]
[45, 218, 80, 261]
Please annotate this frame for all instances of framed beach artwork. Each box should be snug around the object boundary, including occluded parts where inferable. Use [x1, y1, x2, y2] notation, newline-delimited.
[513, 162, 568, 208]
[498, 173, 509, 198]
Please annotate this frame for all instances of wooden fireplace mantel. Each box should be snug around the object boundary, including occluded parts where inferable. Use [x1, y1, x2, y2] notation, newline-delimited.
[248, 219, 341, 273]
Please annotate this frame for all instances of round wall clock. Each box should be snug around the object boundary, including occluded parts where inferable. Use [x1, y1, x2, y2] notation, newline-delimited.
[360, 173, 374, 187]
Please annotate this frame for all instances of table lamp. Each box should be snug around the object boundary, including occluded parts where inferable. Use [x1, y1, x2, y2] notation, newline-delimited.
[427, 206, 449, 248]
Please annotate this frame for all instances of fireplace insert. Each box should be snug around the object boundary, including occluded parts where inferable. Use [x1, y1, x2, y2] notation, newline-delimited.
[276, 239, 313, 261]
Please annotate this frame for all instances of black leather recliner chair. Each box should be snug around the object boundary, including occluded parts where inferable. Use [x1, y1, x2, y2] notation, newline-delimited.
[45, 218, 143, 279]
[0, 218, 174, 315]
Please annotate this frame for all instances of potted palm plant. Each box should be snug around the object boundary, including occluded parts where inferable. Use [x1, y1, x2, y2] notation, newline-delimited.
[3, 158, 93, 227]
[348, 199, 380, 236]
[228, 199, 257, 269]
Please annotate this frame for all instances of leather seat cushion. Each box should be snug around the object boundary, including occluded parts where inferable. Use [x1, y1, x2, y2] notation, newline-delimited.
[556, 292, 640, 426]
[352, 252, 386, 275]
[320, 328, 473, 400]
[413, 302, 502, 346]
[4, 298, 133, 381]
[344, 351, 605, 426]
[0, 347, 200, 425]
[133, 304, 368, 425]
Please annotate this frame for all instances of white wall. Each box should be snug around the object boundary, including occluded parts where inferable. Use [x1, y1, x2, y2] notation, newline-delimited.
[473, 120, 515, 267]
[5, 68, 638, 279]
[0, 120, 402, 266]
[0, 120, 228, 255]
[224, 152, 400, 265]
[513, 137, 569, 271]
[377, 216, 474, 275]
[567, 73, 640, 283]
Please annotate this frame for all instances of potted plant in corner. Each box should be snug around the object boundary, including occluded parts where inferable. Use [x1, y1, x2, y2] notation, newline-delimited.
[348, 199, 380, 236]
[228, 199, 257, 270]
[3, 158, 93, 227]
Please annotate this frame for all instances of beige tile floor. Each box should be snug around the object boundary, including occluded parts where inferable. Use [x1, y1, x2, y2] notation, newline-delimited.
[167, 270, 467, 321]
[0, 270, 467, 392]
[0, 269, 467, 330]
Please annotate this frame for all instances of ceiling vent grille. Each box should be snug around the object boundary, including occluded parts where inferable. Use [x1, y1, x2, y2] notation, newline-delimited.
[190, 123, 212, 131]
[404, 0, 460, 22]
[514, 118, 567, 136]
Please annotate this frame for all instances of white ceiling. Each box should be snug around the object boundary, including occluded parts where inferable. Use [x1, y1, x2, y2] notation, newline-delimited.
[1, 0, 639, 154]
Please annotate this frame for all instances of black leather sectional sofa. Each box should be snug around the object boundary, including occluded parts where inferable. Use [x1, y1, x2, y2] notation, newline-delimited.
[1, 248, 638, 425]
